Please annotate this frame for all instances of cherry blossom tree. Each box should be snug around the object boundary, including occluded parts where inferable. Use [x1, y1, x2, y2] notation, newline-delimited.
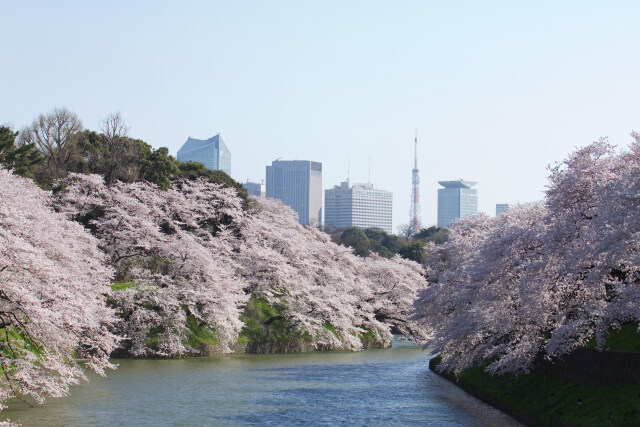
[55, 176, 428, 355]
[541, 134, 640, 356]
[414, 134, 640, 375]
[592, 133, 640, 337]
[238, 198, 427, 349]
[237, 198, 390, 349]
[360, 253, 426, 336]
[55, 174, 248, 356]
[414, 204, 548, 374]
[0, 167, 118, 414]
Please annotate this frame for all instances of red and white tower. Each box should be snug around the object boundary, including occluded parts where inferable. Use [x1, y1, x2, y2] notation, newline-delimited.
[410, 131, 421, 232]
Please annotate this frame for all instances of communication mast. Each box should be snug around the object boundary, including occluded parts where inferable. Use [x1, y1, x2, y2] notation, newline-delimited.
[410, 130, 421, 232]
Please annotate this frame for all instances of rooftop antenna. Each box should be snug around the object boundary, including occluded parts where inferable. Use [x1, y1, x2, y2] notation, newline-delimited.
[347, 155, 350, 183]
[368, 156, 371, 184]
[414, 129, 418, 169]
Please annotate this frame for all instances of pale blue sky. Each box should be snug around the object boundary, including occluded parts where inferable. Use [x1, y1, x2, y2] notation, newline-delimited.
[2, 1, 640, 230]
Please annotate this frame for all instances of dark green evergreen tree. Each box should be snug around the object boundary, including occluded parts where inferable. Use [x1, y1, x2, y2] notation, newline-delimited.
[398, 241, 426, 264]
[140, 147, 180, 190]
[414, 226, 449, 244]
[339, 227, 371, 257]
[0, 126, 42, 177]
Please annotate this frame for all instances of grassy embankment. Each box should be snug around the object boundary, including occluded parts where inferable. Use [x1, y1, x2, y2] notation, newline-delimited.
[109, 284, 382, 354]
[234, 294, 381, 350]
[109, 282, 220, 351]
[432, 323, 640, 426]
[237, 293, 313, 345]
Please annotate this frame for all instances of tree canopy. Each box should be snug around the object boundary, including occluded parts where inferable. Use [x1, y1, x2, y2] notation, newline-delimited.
[54, 175, 427, 356]
[397, 241, 426, 264]
[0, 167, 118, 410]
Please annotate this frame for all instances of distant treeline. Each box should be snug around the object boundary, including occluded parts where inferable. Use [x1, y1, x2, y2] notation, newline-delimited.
[328, 225, 448, 263]
[0, 107, 248, 201]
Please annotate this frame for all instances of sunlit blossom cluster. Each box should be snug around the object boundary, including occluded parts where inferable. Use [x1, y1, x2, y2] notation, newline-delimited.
[0, 168, 118, 411]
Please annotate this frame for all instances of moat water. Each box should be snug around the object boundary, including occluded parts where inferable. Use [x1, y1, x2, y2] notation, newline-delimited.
[4, 341, 520, 426]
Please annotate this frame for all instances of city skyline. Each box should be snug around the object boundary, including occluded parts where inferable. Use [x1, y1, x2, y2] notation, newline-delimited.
[172, 135, 489, 233]
[3, 2, 640, 230]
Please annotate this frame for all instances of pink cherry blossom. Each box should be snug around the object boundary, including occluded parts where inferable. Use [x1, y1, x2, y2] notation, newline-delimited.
[414, 134, 640, 375]
[0, 168, 118, 413]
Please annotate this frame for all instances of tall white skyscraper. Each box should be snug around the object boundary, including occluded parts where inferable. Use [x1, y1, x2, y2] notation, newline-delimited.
[266, 160, 323, 226]
[325, 181, 393, 234]
[437, 180, 478, 228]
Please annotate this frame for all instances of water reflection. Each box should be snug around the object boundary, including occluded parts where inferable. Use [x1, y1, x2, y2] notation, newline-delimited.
[4, 342, 521, 426]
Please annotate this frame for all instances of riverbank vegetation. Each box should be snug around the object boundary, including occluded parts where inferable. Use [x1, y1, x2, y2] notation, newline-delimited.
[415, 133, 640, 379]
[431, 323, 640, 426]
[431, 356, 640, 427]
[0, 108, 428, 418]
[6, 106, 640, 425]
[54, 173, 425, 357]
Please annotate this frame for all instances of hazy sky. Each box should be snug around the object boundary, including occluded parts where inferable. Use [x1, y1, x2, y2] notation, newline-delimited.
[2, 1, 640, 230]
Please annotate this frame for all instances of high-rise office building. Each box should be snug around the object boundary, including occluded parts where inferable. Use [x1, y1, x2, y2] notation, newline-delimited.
[437, 179, 478, 228]
[325, 181, 393, 234]
[176, 134, 231, 175]
[244, 181, 265, 198]
[496, 203, 509, 216]
[266, 160, 322, 226]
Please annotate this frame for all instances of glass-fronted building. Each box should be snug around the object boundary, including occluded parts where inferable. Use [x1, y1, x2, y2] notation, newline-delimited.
[325, 181, 393, 234]
[243, 181, 265, 198]
[437, 179, 478, 228]
[176, 134, 231, 175]
[266, 160, 322, 226]
[496, 203, 509, 216]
